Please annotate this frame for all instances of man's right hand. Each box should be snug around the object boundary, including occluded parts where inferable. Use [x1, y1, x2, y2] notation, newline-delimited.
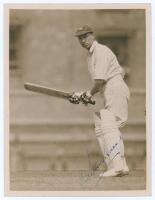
[68, 92, 83, 104]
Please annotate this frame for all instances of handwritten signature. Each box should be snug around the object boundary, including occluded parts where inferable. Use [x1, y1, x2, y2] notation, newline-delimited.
[79, 136, 122, 186]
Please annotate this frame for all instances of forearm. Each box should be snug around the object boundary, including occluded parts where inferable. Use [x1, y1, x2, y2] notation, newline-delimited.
[89, 79, 105, 96]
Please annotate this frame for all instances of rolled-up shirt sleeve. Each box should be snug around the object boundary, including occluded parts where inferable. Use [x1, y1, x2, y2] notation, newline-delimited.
[93, 47, 109, 81]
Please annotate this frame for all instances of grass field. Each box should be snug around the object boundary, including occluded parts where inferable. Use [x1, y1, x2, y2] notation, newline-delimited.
[10, 170, 146, 191]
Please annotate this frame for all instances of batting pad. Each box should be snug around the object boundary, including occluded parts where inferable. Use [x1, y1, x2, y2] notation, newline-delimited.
[99, 109, 125, 170]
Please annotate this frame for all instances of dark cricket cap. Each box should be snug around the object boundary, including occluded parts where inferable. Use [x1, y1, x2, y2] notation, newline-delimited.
[75, 25, 93, 37]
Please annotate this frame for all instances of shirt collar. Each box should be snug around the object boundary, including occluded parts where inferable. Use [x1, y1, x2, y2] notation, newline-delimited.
[89, 40, 98, 53]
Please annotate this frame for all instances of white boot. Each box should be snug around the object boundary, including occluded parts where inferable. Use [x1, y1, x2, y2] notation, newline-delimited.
[99, 159, 129, 177]
[99, 168, 125, 177]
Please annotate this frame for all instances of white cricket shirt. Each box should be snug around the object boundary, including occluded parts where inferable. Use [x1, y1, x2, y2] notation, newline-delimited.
[87, 41, 123, 81]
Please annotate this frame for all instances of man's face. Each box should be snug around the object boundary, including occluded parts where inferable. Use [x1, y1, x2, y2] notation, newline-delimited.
[77, 33, 94, 50]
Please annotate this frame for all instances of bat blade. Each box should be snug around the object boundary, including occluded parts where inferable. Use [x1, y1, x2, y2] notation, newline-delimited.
[24, 83, 70, 99]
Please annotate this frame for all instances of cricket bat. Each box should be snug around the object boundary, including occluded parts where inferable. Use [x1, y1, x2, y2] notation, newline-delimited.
[24, 82, 95, 105]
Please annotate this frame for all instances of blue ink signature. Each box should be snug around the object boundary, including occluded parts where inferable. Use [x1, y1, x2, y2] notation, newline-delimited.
[80, 136, 122, 186]
[105, 135, 122, 161]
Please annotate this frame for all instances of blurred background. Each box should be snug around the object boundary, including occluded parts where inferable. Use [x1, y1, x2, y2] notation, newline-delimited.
[9, 9, 146, 172]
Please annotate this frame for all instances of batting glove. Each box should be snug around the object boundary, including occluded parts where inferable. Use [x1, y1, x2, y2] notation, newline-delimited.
[80, 91, 92, 105]
[68, 92, 83, 104]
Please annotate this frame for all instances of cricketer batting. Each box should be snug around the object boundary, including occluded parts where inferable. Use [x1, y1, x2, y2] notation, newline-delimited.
[69, 25, 130, 177]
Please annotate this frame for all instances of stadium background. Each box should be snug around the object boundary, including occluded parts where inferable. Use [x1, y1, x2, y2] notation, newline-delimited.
[9, 9, 146, 172]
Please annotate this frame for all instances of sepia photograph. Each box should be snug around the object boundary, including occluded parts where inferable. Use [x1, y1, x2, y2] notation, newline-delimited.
[4, 4, 151, 196]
